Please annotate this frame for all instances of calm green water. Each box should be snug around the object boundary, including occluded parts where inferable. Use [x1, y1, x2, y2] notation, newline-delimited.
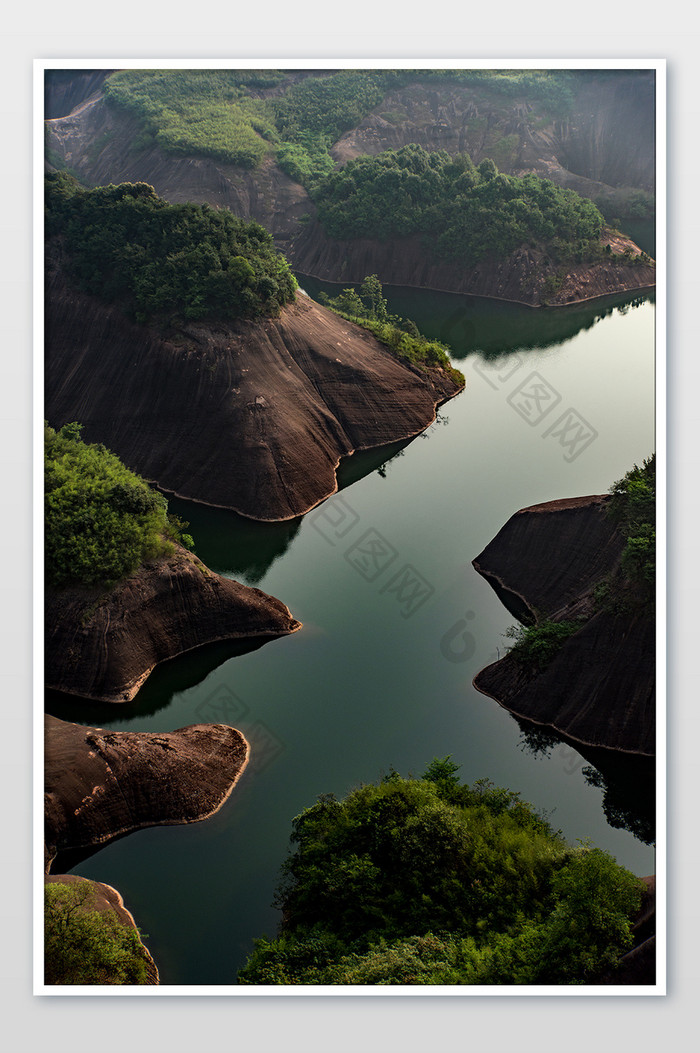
[47, 285, 656, 987]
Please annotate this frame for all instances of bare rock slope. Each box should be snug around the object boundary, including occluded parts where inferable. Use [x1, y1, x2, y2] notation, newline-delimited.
[289, 224, 654, 307]
[45, 271, 464, 521]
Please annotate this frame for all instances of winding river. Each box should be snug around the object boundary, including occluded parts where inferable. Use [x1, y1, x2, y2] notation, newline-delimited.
[47, 281, 656, 986]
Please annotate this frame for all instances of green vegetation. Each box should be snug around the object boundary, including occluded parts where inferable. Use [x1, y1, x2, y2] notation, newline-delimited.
[317, 275, 463, 385]
[311, 145, 604, 264]
[237, 761, 643, 985]
[104, 69, 284, 168]
[45, 422, 193, 589]
[45, 881, 150, 985]
[608, 454, 656, 597]
[101, 69, 577, 189]
[45, 172, 297, 324]
[504, 619, 584, 671]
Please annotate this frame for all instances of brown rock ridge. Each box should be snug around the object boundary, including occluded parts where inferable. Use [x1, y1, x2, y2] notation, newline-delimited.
[44, 715, 249, 869]
[45, 543, 301, 703]
[472, 496, 655, 756]
[45, 266, 464, 521]
[288, 223, 655, 308]
[45, 874, 159, 984]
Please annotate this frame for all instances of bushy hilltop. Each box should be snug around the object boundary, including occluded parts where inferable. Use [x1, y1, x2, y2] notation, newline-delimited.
[238, 760, 646, 985]
[47, 67, 655, 226]
[45, 421, 193, 589]
[312, 144, 611, 266]
[45, 171, 297, 324]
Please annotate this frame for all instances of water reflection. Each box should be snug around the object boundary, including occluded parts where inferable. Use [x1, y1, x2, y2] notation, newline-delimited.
[44, 635, 275, 727]
[517, 719, 655, 846]
[296, 272, 654, 361]
[167, 497, 301, 582]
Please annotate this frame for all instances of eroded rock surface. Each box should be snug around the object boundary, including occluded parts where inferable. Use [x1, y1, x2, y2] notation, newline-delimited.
[44, 715, 249, 867]
[45, 270, 464, 520]
[45, 544, 301, 702]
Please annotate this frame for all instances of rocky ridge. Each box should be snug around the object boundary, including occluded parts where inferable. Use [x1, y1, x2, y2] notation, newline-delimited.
[44, 715, 250, 869]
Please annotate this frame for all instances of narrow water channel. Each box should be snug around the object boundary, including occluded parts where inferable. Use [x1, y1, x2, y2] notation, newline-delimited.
[46, 283, 656, 986]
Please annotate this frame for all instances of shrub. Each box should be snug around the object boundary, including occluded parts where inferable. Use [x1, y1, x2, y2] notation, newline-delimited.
[45, 881, 150, 985]
[237, 763, 643, 985]
[45, 172, 297, 325]
[45, 422, 192, 588]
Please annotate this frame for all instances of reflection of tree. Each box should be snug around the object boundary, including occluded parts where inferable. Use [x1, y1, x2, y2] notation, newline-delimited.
[335, 438, 411, 489]
[442, 290, 654, 361]
[297, 273, 654, 363]
[516, 718, 655, 845]
[376, 448, 405, 479]
[582, 764, 655, 846]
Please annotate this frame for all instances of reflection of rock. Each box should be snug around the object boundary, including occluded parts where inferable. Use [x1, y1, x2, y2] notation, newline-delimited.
[45, 543, 301, 703]
[473, 495, 655, 756]
[44, 874, 159, 984]
[46, 266, 463, 521]
[167, 497, 302, 583]
[44, 715, 249, 870]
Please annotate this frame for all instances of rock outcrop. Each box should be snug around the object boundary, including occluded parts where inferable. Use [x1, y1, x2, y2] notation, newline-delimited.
[472, 495, 655, 756]
[44, 91, 309, 254]
[45, 267, 464, 521]
[44, 715, 249, 868]
[289, 224, 654, 307]
[45, 543, 301, 703]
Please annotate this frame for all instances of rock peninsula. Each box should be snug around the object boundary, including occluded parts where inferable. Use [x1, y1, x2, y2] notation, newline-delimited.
[45, 267, 464, 521]
[472, 495, 655, 756]
[45, 542, 301, 703]
[44, 715, 250, 868]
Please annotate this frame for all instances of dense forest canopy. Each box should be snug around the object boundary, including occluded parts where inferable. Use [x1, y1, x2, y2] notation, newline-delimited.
[237, 761, 643, 985]
[102, 68, 579, 187]
[45, 172, 297, 324]
[312, 144, 606, 264]
[45, 422, 193, 589]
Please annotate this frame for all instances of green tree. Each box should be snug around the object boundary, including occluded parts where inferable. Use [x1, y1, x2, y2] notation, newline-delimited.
[45, 881, 150, 985]
[238, 763, 643, 985]
[45, 422, 193, 588]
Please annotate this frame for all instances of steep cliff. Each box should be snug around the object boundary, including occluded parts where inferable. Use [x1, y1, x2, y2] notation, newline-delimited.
[331, 72, 656, 194]
[44, 542, 301, 702]
[472, 496, 655, 756]
[44, 715, 249, 868]
[45, 266, 464, 520]
[45, 92, 309, 253]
